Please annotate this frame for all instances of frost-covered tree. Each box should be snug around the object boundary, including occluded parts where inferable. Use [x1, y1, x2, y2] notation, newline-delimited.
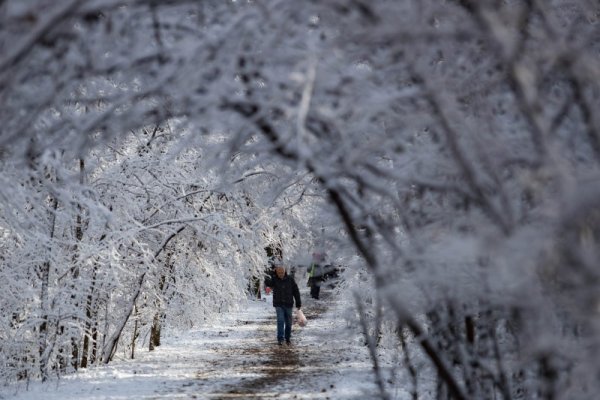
[2, 1, 600, 398]
[0, 123, 317, 380]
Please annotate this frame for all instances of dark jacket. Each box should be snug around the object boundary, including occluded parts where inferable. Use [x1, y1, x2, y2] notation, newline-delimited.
[265, 272, 301, 308]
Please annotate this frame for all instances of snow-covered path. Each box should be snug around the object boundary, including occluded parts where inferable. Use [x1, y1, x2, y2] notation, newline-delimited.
[1, 290, 383, 400]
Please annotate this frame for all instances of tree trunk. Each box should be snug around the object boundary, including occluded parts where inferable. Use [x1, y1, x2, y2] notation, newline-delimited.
[149, 312, 162, 351]
[81, 331, 91, 369]
[150, 251, 174, 351]
[81, 260, 99, 368]
[131, 305, 139, 359]
[90, 321, 98, 365]
[39, 193, 58, 381]
[70, 158, 86, 370]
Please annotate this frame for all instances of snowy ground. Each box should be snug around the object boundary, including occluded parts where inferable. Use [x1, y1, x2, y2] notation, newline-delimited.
[1, 287, 401, 399]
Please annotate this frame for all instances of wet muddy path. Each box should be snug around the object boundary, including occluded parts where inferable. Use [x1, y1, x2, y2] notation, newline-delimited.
[199, 296, 331, 399]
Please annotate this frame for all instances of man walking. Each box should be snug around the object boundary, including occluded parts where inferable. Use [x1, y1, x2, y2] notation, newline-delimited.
[264, 264, 301, 345]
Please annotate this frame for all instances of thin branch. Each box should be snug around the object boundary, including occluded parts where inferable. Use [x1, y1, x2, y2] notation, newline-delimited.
[0, 0, 82, 74]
